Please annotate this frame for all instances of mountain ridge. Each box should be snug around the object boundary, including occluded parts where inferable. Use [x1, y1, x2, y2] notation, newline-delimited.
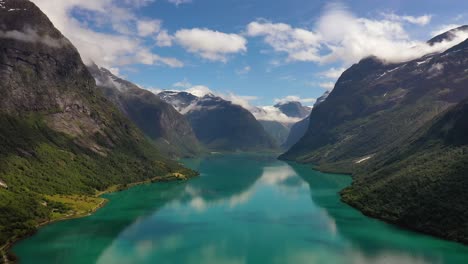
[88, 64, 204, 158]
[159, 91, 278, 152]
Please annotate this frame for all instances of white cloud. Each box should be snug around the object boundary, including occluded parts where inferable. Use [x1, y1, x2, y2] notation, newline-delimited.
[137, 19, 161, 37]
[0, 27, 68, 48]
[173, 80, 193, 89]
[247, 4, 468, 65]
[167, 0, 192, 6]
[319, 67, 346, 79]
[382, 13, 432, 26]
[186, 85, 213, 97]
[252, 106, 302, 123]
[163, 81, 312, 123]
[155, 30, 173, 47]
[30, 0, 182, 69]
[174, 28, 247, 62]
[430, 24, 463, 37]
[246, 21, 321, 62]
[319, 82, 335, 90]
[274, 95, 316, 104]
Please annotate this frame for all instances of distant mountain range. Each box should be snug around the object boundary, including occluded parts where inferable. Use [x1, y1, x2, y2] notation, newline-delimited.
[88, 65, 204, 158]
[159, 91, 278, 152]
[281, 26, 468, 243]
[257, 101, 312, 146]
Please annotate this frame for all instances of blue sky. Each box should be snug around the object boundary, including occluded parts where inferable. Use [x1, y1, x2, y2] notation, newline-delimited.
[32, 0, 468, 106]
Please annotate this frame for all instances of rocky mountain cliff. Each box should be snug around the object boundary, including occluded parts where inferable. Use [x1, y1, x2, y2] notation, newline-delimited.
[0, 0, 193, 245]
[88, 65, 203, 158]
[159, 91, 278, 152]
[282, 27, 468, 173]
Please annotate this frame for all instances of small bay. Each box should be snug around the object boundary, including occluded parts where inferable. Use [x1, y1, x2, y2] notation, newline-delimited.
[13, 154, 468, 263]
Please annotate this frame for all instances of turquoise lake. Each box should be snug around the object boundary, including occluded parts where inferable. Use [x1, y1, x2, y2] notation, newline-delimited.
[13, 154, 468, 263]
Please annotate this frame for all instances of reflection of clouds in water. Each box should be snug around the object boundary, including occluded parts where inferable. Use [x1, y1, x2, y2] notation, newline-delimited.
[259, 165, 297, 185]
[98, 233, 432, 264]
[349, 251, 431, 264]
[94, 160, 434, 264]
[186, 242, 246, 264]
[183, 164, 302, 212]
[283, 247, 432, 264]
[98, 233, 246, 264]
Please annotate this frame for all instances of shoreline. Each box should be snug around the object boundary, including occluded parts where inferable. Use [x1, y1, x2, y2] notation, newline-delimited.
[284, 158, 468, 246]
[1, 172, 197, 263]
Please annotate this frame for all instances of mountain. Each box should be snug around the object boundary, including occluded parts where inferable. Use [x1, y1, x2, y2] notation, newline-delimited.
[282, 91, 330, 150]
[274, 101, 311, 119]
[258, 120, 290, 146]
[282, 31, 468, 173]
[0, 0, 194, 246]
[428, 25, 468, 45]
[281, 26, 468, 243]
[342, 97, 468, 243]
[159, 91, 278, 152]
[256, 101, 312, 147]
[88, 65, 203, 158]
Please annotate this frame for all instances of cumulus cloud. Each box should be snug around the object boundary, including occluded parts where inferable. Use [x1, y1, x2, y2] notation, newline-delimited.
[382, 13, 432, 26]
[247, 4, 468, 65]
[137, 19, 161, 37]
[30, 0, 183, 69]
[155, 30, 173, 47]
[174, 28, 247, 62]
[246, 21, 321, 62]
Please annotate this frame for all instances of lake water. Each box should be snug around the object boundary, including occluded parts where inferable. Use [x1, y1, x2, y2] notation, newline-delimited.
[13, 154, 468, 263]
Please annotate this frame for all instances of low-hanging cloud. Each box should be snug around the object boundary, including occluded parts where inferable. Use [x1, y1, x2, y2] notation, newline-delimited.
[159, 81, 310, 123]
[0, 27, 68, 48]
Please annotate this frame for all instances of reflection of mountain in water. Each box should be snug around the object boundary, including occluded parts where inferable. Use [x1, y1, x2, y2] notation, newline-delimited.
[96, 155, 347, 264]
[292, 163, 468, 264]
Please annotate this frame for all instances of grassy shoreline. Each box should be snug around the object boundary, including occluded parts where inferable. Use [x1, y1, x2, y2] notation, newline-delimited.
[1, 172, 197, 263]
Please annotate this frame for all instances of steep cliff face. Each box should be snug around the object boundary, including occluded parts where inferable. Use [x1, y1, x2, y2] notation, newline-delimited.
[159, 91, 278, 152]
[89, 65, 204, 158]
[0, 0, 193, 245]
[282, 31, 468, 173]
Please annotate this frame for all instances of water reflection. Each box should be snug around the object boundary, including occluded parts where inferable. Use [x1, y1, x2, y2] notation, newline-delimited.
[14, 154, 468, 264]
